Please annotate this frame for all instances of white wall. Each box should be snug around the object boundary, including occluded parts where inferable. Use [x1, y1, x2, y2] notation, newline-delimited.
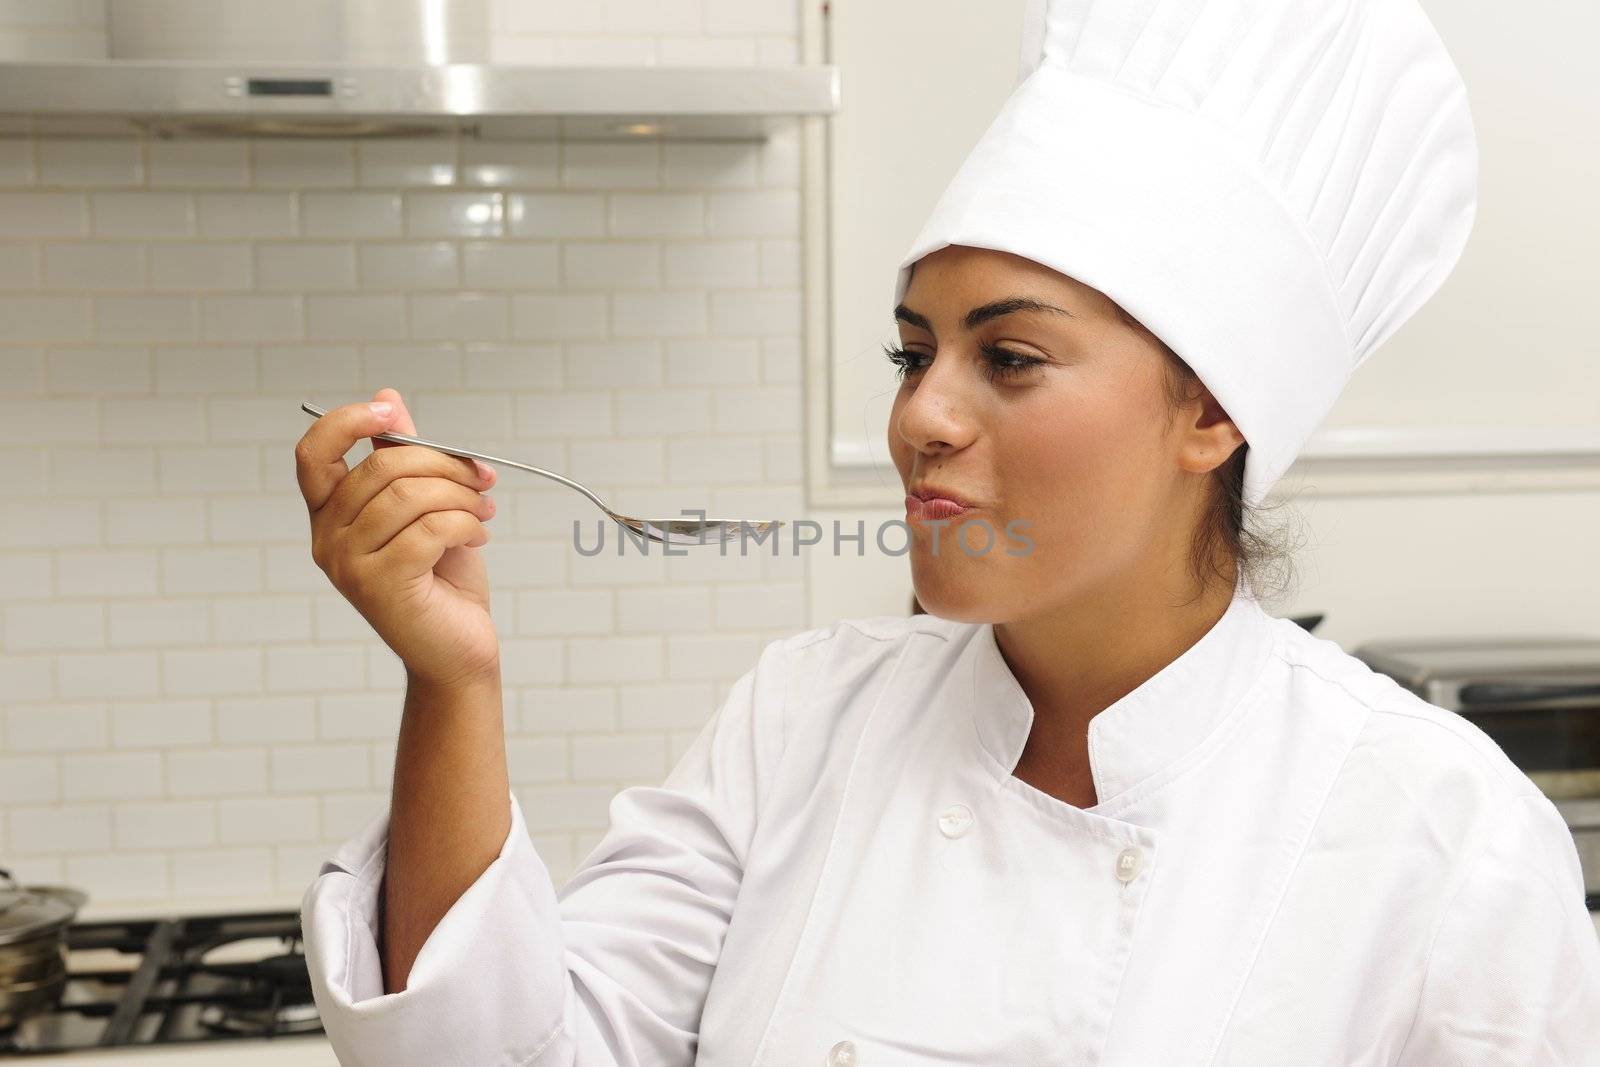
[0, 0, 811, 914]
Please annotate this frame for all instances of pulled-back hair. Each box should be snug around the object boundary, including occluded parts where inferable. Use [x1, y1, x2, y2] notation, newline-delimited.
[1134, 310, 1302, 605]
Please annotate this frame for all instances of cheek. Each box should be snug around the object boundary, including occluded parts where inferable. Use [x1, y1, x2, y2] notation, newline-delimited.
[996, 382, 1165, 534]
[1002, 384, 1148, 482]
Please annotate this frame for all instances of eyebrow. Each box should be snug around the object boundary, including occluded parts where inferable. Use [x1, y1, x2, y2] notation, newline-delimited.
[894, 296, 1075, 333]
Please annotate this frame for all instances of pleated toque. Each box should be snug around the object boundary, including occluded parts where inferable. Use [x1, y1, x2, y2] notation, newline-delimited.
[894, 0, 1479, 506]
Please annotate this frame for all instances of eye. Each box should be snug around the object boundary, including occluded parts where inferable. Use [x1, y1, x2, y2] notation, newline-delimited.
[977, 344, 1047, 383]
[881, 343, 929, 379]
[881, 342, 1045, 384]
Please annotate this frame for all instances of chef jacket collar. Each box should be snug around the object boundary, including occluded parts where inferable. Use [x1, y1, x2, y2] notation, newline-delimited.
[969, 566, 1282, 811]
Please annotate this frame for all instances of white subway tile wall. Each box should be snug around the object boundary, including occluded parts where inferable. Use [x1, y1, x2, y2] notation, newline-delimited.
[0, 0, 810, 910]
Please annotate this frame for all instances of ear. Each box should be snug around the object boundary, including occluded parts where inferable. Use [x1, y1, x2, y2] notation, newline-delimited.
[1176, 383, 1246, 476]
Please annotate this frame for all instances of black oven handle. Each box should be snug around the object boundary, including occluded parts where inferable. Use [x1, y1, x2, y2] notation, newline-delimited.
[1458, 681, 1600, 707]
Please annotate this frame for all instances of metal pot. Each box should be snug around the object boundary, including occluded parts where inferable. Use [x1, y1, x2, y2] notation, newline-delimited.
[0, 868, 88, 1031]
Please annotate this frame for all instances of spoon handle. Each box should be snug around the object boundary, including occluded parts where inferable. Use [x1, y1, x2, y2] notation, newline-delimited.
[300, 400, 610, 514]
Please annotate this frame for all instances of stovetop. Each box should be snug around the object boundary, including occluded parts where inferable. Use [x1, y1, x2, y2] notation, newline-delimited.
[0, 909, 323, 1055]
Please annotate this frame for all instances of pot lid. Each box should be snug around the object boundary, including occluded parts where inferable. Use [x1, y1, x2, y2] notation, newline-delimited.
[0, 868, 89, 947]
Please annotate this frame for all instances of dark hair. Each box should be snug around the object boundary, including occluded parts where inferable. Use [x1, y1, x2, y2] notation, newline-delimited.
[1145, 323, 1302, 605]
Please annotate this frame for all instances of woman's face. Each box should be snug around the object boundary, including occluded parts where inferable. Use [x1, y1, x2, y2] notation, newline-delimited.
[888, 244, 1240, 622]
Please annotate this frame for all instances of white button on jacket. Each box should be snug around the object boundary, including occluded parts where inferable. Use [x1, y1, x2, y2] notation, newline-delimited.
[301, 580, 1600, 1065]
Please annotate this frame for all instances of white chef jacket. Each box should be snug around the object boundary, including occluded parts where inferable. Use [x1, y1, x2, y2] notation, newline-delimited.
[301, 580, 1600, 1066]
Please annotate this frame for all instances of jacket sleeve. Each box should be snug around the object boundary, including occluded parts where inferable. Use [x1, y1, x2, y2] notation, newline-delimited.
[1395, 790, 1600, 1065]
[300, 635, 794, 1067]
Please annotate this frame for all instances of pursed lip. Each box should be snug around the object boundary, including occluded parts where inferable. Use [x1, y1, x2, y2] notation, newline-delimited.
[907, 483, 980, 509]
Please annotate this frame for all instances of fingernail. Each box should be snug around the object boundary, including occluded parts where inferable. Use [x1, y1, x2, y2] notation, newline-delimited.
[369, 401, 394, 417]
[474, 460, 495, 480]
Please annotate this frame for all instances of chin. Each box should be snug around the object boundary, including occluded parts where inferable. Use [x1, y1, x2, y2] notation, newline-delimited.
[912, 599, 999, 626]
[908, 568, 1008, 624]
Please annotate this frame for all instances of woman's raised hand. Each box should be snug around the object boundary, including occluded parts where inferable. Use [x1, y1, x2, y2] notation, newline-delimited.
[294, 387, 501, 690]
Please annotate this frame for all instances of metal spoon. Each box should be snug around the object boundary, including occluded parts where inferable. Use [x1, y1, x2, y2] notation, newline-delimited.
[300, 400, 783, 548]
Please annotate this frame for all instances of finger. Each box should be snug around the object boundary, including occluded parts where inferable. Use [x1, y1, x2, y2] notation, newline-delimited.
[322, 443, 494, 533]
[295, 397, 400, 514]
[369, 385, 418, 449]
[364, 385, 492, 489]
[346, 476, 496, 557]
[375, 509, 489, 580]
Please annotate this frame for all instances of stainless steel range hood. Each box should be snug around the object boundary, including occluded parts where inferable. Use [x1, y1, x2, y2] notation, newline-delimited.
[0, 62, 842, 142]
[0, 0, 839, 141]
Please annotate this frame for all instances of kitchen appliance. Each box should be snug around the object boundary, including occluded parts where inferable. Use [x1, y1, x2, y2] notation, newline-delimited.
[0, 869, 88, 1032]
[0, 904, 326, 1056]
[0, 0, 837, 141]
[1352, 635, 1600, 912]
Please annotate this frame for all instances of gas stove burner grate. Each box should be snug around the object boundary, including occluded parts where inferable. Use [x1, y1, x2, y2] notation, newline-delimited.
[0, 908, 325, 1053]
[199, 996, 323, 1037]
[193, 951, 320, 1037]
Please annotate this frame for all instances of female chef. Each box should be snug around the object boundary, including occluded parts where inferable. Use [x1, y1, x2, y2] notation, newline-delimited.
[294, 0, 1600, 1063]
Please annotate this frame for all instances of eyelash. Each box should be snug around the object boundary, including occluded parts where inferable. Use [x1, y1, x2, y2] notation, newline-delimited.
[881, 342, 1046, 384]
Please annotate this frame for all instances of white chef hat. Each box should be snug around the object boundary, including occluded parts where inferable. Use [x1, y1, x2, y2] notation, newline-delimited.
[893, 0, 1479, 507]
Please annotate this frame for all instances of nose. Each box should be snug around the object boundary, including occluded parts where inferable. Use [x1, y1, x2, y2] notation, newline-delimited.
[893, 354, 978, 455]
